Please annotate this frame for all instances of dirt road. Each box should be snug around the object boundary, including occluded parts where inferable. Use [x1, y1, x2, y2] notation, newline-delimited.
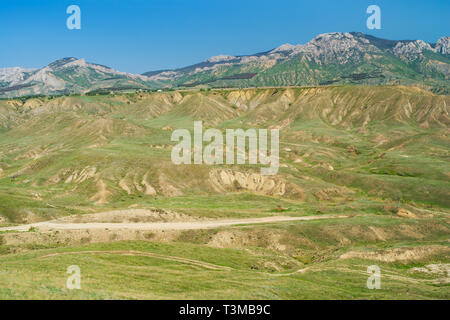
[0, 214, 349, 232]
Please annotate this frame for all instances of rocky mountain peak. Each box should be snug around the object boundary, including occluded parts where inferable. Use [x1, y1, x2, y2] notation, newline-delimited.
[271, 43, 296, 53]
[48, 57, 79, 69]
[435, 36, 450, 54]
[393, 40, 435, 59]
[206, 55, 236, 63]
[0, 67, 36, 85]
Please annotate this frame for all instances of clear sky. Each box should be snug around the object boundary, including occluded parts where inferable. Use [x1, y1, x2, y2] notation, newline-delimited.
[1, 0, 449, 74]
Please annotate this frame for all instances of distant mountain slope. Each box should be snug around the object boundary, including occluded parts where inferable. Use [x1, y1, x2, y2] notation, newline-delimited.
[0, 58, 152, 98]
[143, 32, 450, 93]
[1, 32, 449, 98]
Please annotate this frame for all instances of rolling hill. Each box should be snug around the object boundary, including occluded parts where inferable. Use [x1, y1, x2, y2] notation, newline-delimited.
[0, 85, 449, 217]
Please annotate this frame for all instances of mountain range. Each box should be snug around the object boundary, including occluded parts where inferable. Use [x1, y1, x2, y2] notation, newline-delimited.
[1, 32, 449, 98]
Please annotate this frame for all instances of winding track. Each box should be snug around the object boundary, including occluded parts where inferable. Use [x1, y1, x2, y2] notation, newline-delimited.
[0, 214, 350, 232]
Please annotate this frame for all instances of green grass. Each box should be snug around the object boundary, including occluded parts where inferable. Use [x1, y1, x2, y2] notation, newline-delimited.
[0, 239, 448, 299]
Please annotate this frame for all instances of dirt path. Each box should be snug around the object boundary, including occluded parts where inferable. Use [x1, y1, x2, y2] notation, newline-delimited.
[39, 250, 314, 276]
[39, 250, 232, 271]
[0, 214, 350, 232]
[38, 250, 309, 276]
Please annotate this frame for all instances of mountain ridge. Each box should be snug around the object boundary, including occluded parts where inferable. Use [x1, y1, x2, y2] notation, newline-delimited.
[142, 32, 450, 91]
[1, 32, 449, 98]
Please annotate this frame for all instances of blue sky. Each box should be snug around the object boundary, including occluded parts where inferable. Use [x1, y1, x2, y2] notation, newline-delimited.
[1, 0, 449, 73]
